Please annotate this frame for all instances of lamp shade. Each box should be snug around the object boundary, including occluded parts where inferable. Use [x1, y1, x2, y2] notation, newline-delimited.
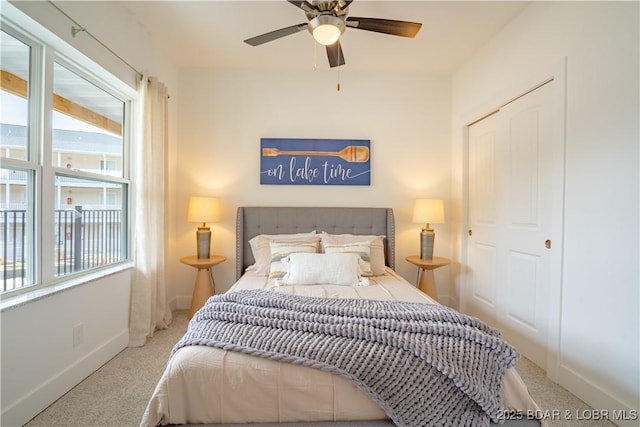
[188, 196, 220, 224]
[412, 199, 445, 225]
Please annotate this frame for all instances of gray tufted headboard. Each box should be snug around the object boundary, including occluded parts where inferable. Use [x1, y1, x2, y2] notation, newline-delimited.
[236, 207, 395, 279]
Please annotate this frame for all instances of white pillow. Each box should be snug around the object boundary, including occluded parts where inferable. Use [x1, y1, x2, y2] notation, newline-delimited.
[323, 242, 373, 276]
[248, 232, 318, 275]
[320, 232, 386, 275]
[285, 253, 360, 286]
[268, 242, 318, 281]
[249, 231, 316, 259]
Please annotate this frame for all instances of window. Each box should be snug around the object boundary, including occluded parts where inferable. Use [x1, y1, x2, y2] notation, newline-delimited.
[1, 28, 35, 292]
[0, 21, 134, 297]
[100, 159, 118, 173]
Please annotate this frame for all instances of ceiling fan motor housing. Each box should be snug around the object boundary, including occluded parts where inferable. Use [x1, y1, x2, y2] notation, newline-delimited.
[303, 1, 350, 19]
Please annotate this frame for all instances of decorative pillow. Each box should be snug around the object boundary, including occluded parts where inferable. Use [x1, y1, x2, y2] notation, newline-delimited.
[248, 232, 318, 275]
[323, 242, 373, 276]
[268, 242, 318, 281]
[285, 253, 360, 286]
[320, 232, 386, 275]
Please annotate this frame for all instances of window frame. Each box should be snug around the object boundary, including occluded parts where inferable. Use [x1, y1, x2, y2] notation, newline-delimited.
[0, 15, 136, 299]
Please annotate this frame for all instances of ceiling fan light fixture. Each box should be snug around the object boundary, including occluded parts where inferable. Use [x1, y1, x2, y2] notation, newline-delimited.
[309, 15, 345, 45]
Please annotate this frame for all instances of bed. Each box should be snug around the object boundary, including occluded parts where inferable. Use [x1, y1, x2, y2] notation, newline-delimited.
[141, 207, 544, 427]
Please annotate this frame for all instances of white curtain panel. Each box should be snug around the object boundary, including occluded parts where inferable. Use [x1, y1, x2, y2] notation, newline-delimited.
[129, 76, 172, 347]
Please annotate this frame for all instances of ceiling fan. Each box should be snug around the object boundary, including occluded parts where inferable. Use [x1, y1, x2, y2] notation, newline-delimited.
[244, 0, 422, 68]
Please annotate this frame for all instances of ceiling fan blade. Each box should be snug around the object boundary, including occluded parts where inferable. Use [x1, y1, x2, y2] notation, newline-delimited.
[286, 1, 319, 14]
[244, 23, 308, 46]
[346, 17, 422, 38]
[338, 0, 355, 11]
[326, 41, 346, 68]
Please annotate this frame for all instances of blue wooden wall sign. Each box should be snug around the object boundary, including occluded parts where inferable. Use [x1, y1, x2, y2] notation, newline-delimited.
[260, 138, 371, 186]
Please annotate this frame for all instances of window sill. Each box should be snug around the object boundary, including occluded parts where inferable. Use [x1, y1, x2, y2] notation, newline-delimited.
[0, 262, 134, 313]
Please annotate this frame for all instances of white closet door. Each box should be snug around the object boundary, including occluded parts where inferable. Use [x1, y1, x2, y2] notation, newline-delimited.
[466, 82, 553, 369]
[467, 111, 501, 328]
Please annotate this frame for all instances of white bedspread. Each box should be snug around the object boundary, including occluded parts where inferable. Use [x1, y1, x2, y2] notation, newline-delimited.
[140, 269, 543, 426]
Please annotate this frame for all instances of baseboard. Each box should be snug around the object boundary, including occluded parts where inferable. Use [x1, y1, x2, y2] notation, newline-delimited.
[558, 364, 638, 427]
[168, 295, 178, 312]
[1, 329, 129, 427]
[439, 294, 459, 310]
[172, 295, 191, 311]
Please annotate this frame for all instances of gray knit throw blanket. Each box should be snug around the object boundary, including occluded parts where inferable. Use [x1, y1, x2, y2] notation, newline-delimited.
[173, 289, 519, 427]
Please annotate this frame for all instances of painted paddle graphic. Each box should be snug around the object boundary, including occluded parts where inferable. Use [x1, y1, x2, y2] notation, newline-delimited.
[262, 146, 369, 163]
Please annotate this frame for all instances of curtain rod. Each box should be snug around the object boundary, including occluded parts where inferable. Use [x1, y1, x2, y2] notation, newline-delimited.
[47, 1, 144, 80]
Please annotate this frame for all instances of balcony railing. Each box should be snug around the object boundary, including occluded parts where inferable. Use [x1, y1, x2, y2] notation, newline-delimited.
[1, 207, 123, 293]
[1, 210, 26, 290]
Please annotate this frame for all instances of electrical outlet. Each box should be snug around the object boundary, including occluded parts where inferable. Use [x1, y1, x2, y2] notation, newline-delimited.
[73, 323, 84, 347]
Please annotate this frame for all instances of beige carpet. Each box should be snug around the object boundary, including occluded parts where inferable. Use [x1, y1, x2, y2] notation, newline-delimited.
[24, 310, 614, 427]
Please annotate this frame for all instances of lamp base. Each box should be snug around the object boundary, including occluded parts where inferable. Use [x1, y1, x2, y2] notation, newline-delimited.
[196, 227, 211, 259]
[420, 229, 435, 260]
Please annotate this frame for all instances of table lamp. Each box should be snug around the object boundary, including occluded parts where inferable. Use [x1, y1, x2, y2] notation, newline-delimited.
[412, 199, 444, 260]
[188, 196, 220, 259]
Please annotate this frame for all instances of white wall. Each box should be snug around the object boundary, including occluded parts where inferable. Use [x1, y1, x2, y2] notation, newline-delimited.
[171, 68, 454, 304]
[451, 1, 639, 423]
[0, 270, 131, 426]
[1, 2, 179, 425]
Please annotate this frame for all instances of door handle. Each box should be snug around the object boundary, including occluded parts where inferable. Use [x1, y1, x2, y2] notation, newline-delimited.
[545, 239, 551, 249]
[468, 229, 473, 236]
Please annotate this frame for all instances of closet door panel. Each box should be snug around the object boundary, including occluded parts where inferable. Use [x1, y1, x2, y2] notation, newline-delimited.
[465, 82, 554, 370]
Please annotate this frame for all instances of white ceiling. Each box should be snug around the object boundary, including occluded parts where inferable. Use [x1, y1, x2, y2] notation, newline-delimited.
[120, 0, 530, 74]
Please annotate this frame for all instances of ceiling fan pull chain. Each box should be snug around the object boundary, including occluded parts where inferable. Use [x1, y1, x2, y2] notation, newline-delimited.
[336, 47, 342, 91]
[313, 40, 318, 71]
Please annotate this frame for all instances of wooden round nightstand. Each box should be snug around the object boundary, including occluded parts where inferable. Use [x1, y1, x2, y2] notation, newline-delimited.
[180, 255, 226, 319]
[405, 255, 451, 302]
